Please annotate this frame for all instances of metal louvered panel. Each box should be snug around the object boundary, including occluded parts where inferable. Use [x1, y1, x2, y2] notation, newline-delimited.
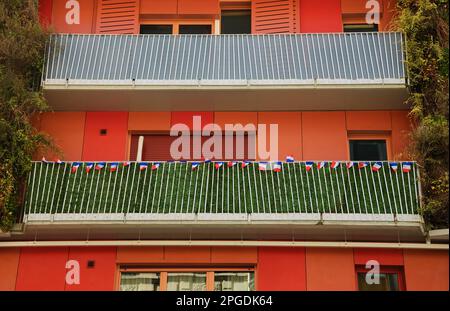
[252, 0, 295, 34]
[95, 0, 139, 34]
[43, 33, 406, 85]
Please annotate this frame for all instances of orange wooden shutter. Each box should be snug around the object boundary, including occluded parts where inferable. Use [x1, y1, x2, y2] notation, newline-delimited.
[251, 0, 299, 34]
[95, 0, 140, 34]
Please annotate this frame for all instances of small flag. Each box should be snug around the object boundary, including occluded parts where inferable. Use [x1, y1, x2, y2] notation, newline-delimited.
[227, 161, 237, 167]
[402, 162, 412, 173]
[204, 159, 212, 163]
[139, 162, 148, 171]
[330, 161, 340, 169]
[358, 162, 369, 169]
[346, 161, 355, 169]
[85, 163, 94, 173]
[151, 163, 160, 171]
[241, 161, 251, 168]
[305, 162, 314, 172]
[41, 157, 50, 163]
[389, 162, 399, 172]
[317, 161, 326, 169]
[95, 162, 106, 170]
[273, 162, 282, 172]
[71, 162, 81, 173]
[56, 159, 64, 164]
[286, 155, 295, 163]
[372, 162, 383, 172]
[258, 162, 268, 171]
[123, 161, 131, 167]
[191, 162, 200, 170]
[215, 162, 224, 169]
[110, 162, 119, 172]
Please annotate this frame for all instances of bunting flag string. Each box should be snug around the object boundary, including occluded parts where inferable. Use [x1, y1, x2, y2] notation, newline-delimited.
[71, 162, 80, 173]
[241, 161, 251, 168]
[402, 162, 412, 173]
[390, 162, 398, 172]
[152, 163, 160, 171]
[358, 162, 368, 169]
[215, 162, 224, 169]
[85, 163, 94, 173]
[95, 162, 106, 170]
[286, 155, 295, 163]
[191, 162, 200, 170]
[305, 162, 314, 172]
[330, 161, 340, 169]
[346, 161, 354, 169]
[258, 162, 268, 171]
[110, 162, 118, 172]
[372, 162, 382, 172]
[139, 162, 148, 171]
[317, 161, 326, 169]
[273, 162, 282, 172]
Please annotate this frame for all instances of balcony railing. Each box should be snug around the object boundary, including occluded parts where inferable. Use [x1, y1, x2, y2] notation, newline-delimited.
[23, 161, 421, 223]
[43, 33, 406, 87]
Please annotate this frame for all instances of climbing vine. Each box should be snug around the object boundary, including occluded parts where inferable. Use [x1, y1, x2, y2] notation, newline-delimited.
[396, 0, 449, 229]
[0, 0, 52, 231]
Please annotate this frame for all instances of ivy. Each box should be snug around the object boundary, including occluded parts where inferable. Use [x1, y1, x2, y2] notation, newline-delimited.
[396, 0, 449, 229]
[0, 1, 53, 231]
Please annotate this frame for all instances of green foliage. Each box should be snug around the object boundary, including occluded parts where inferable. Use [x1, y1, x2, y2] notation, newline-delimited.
[396, 0, 449, 228]
[0, 0, 52, 231]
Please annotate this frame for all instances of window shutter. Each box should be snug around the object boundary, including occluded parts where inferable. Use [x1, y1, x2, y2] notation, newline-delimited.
[251, 0, 299, 34]
[95, 0, 140, 34]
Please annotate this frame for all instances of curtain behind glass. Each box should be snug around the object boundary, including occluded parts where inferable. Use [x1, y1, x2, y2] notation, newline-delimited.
[120, 272, 160, 291]
[167, 273, 207, 291]
[214, 272, 255, 291]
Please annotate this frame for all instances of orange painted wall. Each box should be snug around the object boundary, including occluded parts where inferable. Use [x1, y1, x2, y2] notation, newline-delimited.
[171, 111, 214, 132]
[214, 112, 257, 130]
[257, 247, 306, 291]
[65, 247, 117, 291]
[16, 247, 69, 291]
[302, 112, 348, 160]
[403, 249, 449, 291]
[140, 0, 178, 15]
[37, 112, 86, 161]
[82, 112, 129, 161]
[299, 0, 343, 33]
[0, 248, 20, 291]
[258, 112, 302, 161]
[391, 110, 412, 160]
[39, 0, 53, 27]
[354, 248, 404, 266]
[178, 0, 220, 15]
[128, 112, 171, 132]
[346, 111, 392, 131]
[306, 248, 356, 290]
[51, 0, 95, 33]
[380, 0, 397, 31]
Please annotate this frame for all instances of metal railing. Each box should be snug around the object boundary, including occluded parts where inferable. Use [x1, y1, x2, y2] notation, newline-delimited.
[43, 33, 406, 86]
[23, 161, 421, 223]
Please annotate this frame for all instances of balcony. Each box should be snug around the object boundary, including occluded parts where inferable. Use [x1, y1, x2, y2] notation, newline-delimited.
[18, 161, 424, 242]
[42, 33, 408, 111]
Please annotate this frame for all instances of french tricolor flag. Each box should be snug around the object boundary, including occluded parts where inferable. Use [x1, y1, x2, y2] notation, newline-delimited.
[71, 162, 81, 173]
[241, 161, 251, 168]
[191, 162, 200, 170]
[152, 163, 160, 171]
[85, 163, 94, 173]
[41, 157, 50, 163]
[372, 162, 383, 172]
[389, 162, 399, 172]
[305, 162, 314, 172]
[273, 162, 282, 172]
[358, 162, 368, 169]
[330, 161, 340, 169]
[402, 162, 412, 173]
[56, 159, 64, 164]
[346, 161, 355, 169]
[95, 162, 106, 170]
[227, 161, 237, 167]
[139, 162, 148, 171]
[123, 161, 131, 167]
[215, 162, 224, 169]
[110, 162, 119, 172]
[317, 161, 326, 169]
[259, 162, 268, 171]
[286, 155, 295, 163]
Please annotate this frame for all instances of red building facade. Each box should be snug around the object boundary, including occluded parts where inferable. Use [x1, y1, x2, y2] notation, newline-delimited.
[0, 0, 448, 291]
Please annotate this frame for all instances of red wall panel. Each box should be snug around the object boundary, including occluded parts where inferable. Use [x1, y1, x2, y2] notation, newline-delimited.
[51, 0, 95, 33]
[39, 0, 53, 27]
[82, 112, 129, 161]
[354, 248, 404, 266]
[178, 0, 220, 15]
[391, 110, 412, 160]
[16, 247, 69, 291]
[302, 112, 348, 160]
[299, 0, 343, 33]
[140, 0, 178, 15]
[65, 247, 117, 291]
[257, 247, 306, 291]
[0, 248, 20, 291]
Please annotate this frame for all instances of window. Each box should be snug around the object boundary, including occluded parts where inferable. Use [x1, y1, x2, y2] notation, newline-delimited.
[356, 267, 404, 291]
[179, 24, 212, 34]
[350, 140, 388, 161]
[140, 24, 173, 34]
[120, 272, 160, 291]
[214, 272, 255, 291]
[119, 269, 255, 291]
[344, 23, 378, 33]
[221, 10, 251, 34]
[140, 21, 214, 35]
